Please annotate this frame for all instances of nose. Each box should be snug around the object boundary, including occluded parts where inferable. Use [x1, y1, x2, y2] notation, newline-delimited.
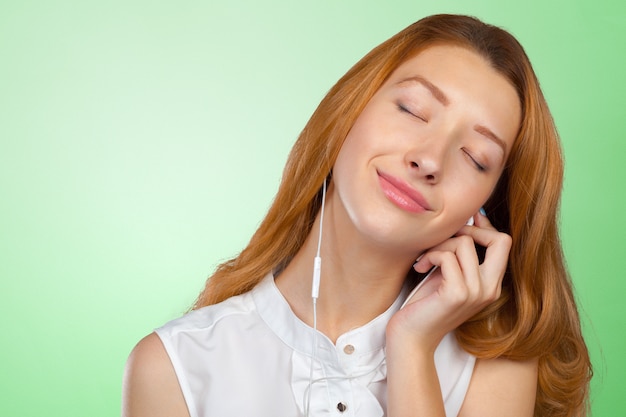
[405, 138, 448, 184]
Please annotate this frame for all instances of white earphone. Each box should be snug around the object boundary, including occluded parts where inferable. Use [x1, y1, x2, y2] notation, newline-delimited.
[306, 179, 326, 416]
[305, 188, 483, 413]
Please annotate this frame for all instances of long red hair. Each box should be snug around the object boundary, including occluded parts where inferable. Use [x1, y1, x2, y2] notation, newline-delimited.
[193, 14, 591, 417]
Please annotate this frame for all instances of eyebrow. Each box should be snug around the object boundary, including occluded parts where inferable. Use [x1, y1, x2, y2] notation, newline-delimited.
[398, 76, 449, 106]
[474, 124, 507, 155]
[398, 75, 508, 155]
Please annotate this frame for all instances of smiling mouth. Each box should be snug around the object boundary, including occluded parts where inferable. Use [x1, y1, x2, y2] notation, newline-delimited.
[377, 171, 431, 213]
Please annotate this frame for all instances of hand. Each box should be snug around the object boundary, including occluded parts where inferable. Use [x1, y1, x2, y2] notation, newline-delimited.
[387, 212, 512, 353]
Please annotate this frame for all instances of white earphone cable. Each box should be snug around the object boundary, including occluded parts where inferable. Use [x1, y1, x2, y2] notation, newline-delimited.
[305, 179, 326, 416]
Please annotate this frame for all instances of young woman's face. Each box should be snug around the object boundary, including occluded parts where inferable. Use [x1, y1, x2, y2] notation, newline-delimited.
[331, 44, 521, 254]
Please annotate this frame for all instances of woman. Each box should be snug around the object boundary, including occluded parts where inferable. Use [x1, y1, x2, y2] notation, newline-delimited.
[122, 14, 591, 417]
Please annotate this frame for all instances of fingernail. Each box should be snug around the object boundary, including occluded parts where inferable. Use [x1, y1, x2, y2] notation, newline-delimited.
[479, 207, 486, 216]
[413, 253, 425, 268]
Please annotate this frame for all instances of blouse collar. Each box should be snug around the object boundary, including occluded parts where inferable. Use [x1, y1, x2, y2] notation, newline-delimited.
[252, 272, 409, 364]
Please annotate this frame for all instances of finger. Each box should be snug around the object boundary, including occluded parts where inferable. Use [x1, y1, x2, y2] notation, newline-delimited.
[418, 226, 507, 305]
[457, 207, 512, 278]
[413, 238, 481, 297]
[428, 250, 493, 313]
[418, 250, 469, 303]
[480, 233, 511, 292]
[457, 226, 511, 281]
[413, 235, 478, 273]
[473, 209, 492, 229]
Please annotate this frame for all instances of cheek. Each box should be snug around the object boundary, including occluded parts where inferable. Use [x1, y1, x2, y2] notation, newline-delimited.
[333, 116, 377, 177]
[444, 170, 499, 210]
[333, 134, 358, 179]
[331, 138, 363, 210]
[341, 100, 396, 151]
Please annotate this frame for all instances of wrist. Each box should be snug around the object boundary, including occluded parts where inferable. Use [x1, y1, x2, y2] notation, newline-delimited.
[385, 337, 445, 417]
[386, 315, 441, 357]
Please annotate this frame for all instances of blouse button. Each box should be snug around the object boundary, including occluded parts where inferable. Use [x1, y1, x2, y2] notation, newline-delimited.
[337, 402, 348, 413]
[343, 344, 355, 355]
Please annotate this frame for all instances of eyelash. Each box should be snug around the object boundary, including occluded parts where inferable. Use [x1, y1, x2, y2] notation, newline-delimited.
[397, 103, 427, 122]
[463, 149, 487, 172]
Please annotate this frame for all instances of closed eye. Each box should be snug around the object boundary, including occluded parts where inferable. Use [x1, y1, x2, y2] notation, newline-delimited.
[397, 103, 428, 122]
[463, 149, 487, 172]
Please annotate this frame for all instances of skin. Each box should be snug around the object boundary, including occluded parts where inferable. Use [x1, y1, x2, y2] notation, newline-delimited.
[122, 45, 537, 417]
[122, 333, 190, 417]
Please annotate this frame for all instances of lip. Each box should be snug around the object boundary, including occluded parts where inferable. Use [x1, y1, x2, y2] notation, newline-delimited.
[377, 170, 432, 213]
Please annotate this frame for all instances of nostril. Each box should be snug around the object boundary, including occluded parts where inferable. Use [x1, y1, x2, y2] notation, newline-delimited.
[411, 161, 419, 168]
[426, 174, 435, 181]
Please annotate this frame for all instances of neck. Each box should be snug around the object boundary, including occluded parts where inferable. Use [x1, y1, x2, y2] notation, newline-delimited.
[275, 189, 417, 343]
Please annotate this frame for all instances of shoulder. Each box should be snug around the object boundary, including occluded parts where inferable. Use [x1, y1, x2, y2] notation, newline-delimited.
[160, 291, 256, 334]
[459, 356, 538, 417]
[121, 333, 190, 417]
[155, 292, 260, 355]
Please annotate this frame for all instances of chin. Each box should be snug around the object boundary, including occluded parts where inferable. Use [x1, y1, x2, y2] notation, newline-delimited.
[350, 215, 424, 253]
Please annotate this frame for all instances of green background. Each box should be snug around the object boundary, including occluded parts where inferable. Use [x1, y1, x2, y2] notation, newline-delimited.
[1, 1, 624, 415]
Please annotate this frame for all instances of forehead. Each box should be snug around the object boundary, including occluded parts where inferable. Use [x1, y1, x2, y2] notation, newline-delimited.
[389, 44, 509, 89]
[383, 44, 522, 152]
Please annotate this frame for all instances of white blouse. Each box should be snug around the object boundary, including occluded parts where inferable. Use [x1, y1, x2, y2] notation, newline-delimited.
[156, 273, 475, 417]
